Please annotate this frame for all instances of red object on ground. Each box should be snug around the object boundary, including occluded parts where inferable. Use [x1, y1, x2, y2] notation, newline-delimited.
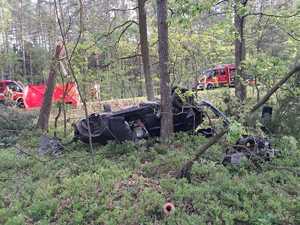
[23, 82, 80, 109]
[163, 202, 175, 216]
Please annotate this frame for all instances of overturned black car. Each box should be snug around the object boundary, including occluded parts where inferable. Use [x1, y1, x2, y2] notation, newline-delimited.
[74, 88, 230, 144]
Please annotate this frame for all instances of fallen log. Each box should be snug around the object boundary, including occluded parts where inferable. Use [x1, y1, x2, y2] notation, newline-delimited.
[251, 65, 300, 113]
[176, 128, 228, 182]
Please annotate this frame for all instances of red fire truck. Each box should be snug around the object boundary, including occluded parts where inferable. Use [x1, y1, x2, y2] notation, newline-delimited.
[195, 64, 236, 90]
[195, 64, 256, 90]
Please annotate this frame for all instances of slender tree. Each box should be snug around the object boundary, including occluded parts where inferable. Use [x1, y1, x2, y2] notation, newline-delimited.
[233, 0, 248, 101]
[138, 0, 155, 101]
[157, 0, 173, 139]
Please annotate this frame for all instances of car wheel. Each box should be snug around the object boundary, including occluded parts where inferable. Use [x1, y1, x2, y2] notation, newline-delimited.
[206, 84, 213, 90]
[17, 98, 25, 108]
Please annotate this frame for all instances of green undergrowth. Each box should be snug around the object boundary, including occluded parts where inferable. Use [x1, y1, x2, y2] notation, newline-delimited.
[0, 88, 299, 224]
[0, 131, 299, 225]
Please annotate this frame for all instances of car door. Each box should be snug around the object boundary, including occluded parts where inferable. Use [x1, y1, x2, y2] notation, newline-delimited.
[229, 68, 236, 86]
[218, 68, 227, 85]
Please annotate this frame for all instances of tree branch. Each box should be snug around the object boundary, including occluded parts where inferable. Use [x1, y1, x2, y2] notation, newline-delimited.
[106, 6, 138, 13]
[115, 21, 136, 46]
[251, 65, 300, 113]
[286, 31, 300, 41]
[54, 0, 96, 166]
[276, 25, 300, 42]
[84, 20, 138, 51]
[69, 0, 84, 60]
[98, 54, 142, 69]
[244, 10, 300, 18]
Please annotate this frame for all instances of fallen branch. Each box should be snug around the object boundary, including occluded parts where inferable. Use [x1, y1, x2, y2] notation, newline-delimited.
[98, 53, 142, 69]
[251, 65, 300, 113]
[176, 128, 228, 182]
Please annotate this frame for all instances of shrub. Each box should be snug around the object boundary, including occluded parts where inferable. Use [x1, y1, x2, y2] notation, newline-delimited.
[0, 107, 37, 146]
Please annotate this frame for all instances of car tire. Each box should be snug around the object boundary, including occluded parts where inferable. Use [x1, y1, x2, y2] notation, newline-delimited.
[17, 98, 25, 108]
[206, 84, 213, 90]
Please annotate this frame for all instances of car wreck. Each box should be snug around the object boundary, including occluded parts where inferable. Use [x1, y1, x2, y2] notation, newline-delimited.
[73, 88, 279, 166]
[73, 88, 230, 144]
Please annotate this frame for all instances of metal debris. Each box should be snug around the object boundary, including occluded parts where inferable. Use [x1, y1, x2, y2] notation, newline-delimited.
[38, 135, 64, 156]
[222, 136, 279, 166]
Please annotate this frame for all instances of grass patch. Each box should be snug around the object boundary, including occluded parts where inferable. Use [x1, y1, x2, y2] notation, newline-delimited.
[0, 131, 299, 225]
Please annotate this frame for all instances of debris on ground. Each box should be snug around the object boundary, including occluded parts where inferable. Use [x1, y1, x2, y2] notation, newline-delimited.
[38, 135, 64, 156]
[222, 136, 279, 166]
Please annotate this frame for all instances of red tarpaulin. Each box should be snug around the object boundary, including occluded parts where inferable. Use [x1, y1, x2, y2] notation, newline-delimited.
[23, 82, 80, 109]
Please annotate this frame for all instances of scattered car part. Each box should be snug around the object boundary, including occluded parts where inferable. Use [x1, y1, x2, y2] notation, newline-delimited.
[222, 136, 278, 166]
[261, 105, 273, 133]
[38, 135, 64, 156]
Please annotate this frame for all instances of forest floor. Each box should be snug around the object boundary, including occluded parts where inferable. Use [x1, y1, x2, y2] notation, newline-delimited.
[0, 88, 299, 225]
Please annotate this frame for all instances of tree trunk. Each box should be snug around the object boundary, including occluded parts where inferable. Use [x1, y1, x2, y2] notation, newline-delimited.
[157, 0, 173, 139]
[138, 0, 155, 101]
[37, 42, 65, 130]
[36, 67, 57, 130]
[233, 0, 247, 101]
[20, 0, 27, 80]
